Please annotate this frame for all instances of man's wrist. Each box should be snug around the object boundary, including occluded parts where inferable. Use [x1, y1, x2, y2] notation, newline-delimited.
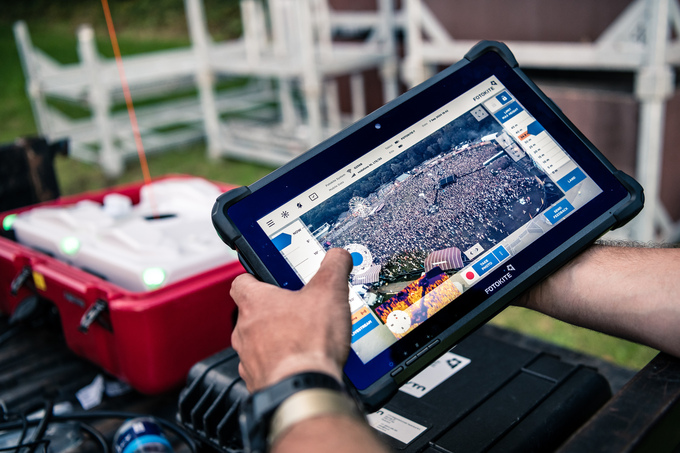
[269, 387, 362, 448]
[257, 353, 345, 391]
[240, 371, 351, 453]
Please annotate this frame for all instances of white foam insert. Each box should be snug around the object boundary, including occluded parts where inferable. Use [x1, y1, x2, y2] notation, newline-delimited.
[13, 178, 238, 292]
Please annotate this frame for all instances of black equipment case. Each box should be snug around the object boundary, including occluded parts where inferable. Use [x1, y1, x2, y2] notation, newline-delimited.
[178, 325, 612, 453]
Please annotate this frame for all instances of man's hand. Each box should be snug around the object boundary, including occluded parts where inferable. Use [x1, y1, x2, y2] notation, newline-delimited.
[230, 248, 353, 392]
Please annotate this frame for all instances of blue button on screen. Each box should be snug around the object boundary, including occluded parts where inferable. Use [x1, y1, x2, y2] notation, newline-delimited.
[492, 246, 510, 261]
[526, 121, 545, 136]
[556, 167, 587, 192]
[472, 253, 500, 276]
[544, 199, 575, 225]
[351, 315, 378, 343]
[271, 233, 292, 251]
[496, 92, 512, 105]
[494, 101, 524, 123]
[351, 252, 364, 266]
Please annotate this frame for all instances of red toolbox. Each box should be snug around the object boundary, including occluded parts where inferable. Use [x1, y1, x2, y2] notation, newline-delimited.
[0, 175, 244, 394]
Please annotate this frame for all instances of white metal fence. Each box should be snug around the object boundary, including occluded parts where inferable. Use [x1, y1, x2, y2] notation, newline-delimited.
[14, 0, 680, 241]
[14, 0, 399, 174]
[403, 0, 680, 241]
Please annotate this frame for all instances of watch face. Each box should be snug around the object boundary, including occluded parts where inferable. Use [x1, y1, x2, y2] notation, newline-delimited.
[386, 310, 411, 334]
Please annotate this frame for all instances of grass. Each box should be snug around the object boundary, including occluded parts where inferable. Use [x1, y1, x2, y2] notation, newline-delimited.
[53, 142, 276, 195]
[1, 1, 660, 371]
[490, 307, 658, 370]
[0, 23, 37, 142]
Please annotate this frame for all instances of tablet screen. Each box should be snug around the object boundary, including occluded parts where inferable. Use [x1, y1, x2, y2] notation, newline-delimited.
[254, 75, 602, 365]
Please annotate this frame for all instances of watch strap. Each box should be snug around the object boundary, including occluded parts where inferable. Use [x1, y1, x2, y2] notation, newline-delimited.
[268, 387, 362, 447]
[239, 372, 344, 453]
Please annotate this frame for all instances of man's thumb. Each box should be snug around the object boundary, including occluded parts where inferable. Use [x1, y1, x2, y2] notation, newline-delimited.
[307, 248, 353, 290]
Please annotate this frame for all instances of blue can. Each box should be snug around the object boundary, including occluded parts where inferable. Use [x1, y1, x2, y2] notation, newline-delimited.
[113, 417, 173, 453]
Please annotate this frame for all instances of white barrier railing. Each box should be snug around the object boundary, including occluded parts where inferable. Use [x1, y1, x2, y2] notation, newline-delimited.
[14, 0, 399, 175]
[404, 0, 680, 242]
[186, 0, 399, 166]
[14, 0, 679, 241]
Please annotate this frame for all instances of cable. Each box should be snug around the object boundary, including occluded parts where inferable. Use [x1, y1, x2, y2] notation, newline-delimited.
[99, 0, 160, 219]
[99, 0, 151, 186]
[78, 422, 109, 453]
[26, 400, 53, 453]
[57, 412, 198, 453]
[0, 402, 41, 453]
[0, 440, 49, 452]
[12, 412, 28, 453]
[0, 411, 198, 453]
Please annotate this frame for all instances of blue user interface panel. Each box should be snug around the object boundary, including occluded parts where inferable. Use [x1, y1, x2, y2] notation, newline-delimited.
[257, 76, 602, 364]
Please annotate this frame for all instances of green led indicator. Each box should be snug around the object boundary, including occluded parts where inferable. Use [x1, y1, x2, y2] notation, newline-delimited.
[2, 214, 17, 231]
[60, 237, 81, 255]
[142, 267, 166, 289]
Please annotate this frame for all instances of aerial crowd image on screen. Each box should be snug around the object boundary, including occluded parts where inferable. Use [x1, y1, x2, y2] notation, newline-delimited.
[300, 104, 564, 348]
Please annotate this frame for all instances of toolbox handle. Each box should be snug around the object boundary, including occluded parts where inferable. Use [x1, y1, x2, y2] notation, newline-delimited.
[10, 266, 32, 296]
[79, 299, 112, 333]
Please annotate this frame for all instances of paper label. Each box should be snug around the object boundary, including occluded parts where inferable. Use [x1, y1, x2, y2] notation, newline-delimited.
[399, 351, 471, 398]
[367, 408, 427, 444]
[76, 374, 104, 410]
[105, 379, 132, 397]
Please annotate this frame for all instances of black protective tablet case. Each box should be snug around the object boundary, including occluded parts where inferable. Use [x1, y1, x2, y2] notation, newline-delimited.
[212, 41, 643, 411]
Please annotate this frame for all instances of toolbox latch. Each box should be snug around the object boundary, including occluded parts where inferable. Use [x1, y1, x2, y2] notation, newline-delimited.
[10, 266, 32, 296]
[79, 299, 112, 333]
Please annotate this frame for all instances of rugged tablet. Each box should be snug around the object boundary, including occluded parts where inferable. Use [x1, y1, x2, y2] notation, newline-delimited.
[212, 41, 643, 411]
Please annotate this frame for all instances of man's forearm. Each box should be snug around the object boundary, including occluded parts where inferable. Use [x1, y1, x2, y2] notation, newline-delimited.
[273, 414, 391, 453]
[522, 243, 680, 357]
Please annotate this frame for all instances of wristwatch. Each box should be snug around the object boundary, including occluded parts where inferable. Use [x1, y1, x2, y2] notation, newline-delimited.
[239, 372, 359, 453]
